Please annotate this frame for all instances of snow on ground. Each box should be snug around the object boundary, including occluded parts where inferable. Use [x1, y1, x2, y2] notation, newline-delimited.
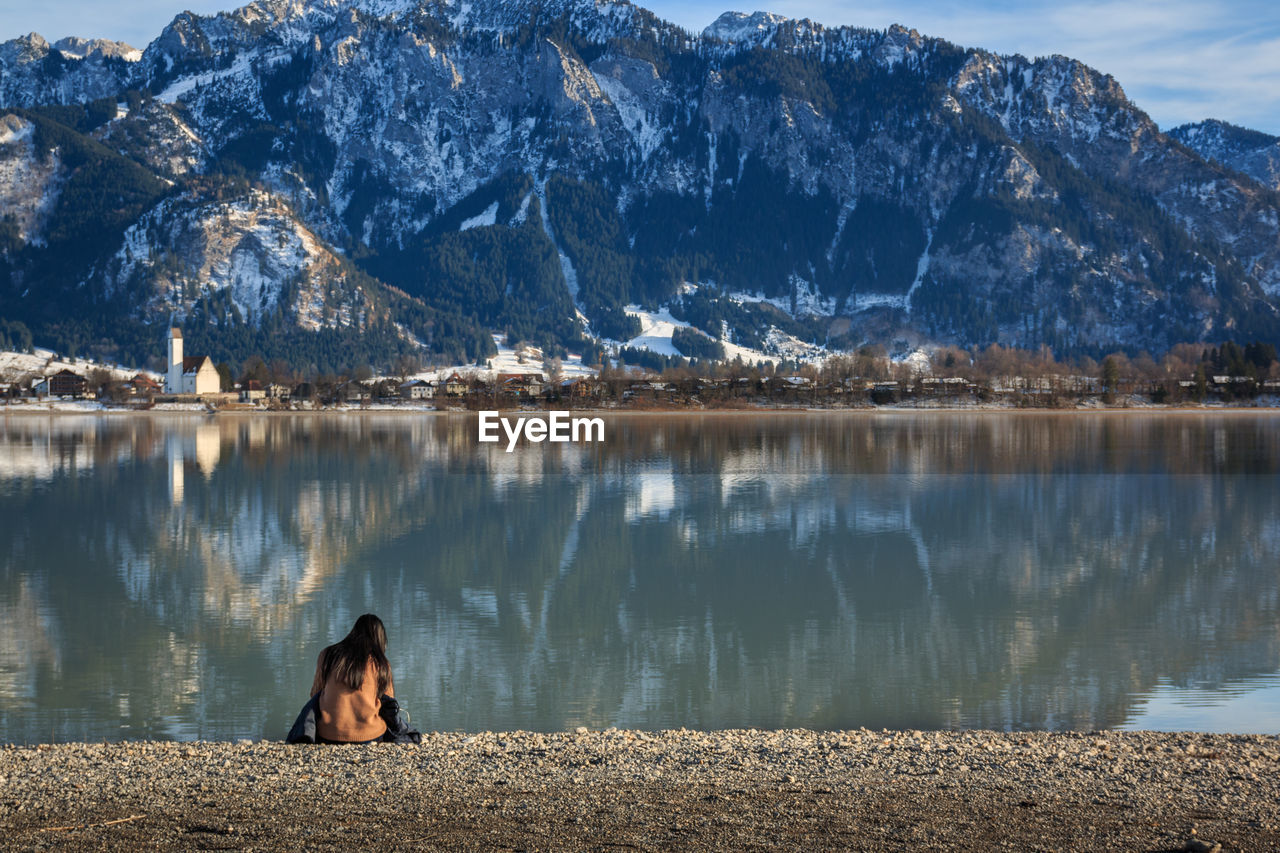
[459, 201, 498, 230]
[623, 305, 685, 357]
[400, 335, 598, 383]
[156, 50, 289, 104]
[534, 180, 594, 334]
[623, 305, 827, 365]
[850, 292, 909, 311]
[902, 233, 933, 316]
[724, 277, 836, 318]
[0, 349, 158, 383]
[1, 399, 107, 412]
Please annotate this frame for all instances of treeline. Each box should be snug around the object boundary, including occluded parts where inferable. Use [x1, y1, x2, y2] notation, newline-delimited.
[604, 339, 1280, 400]
[362, 173, 581, 357]
[671, 326, 725, 360]
[546, 175, 641, 341]
[0, 319, 33, 353]
[13, 108, 171, 278]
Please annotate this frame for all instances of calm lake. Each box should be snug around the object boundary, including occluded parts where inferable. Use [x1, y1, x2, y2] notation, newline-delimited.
[1, 411, 1278, 742]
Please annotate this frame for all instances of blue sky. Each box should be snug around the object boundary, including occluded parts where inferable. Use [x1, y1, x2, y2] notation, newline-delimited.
[3, 0, 1278, 134]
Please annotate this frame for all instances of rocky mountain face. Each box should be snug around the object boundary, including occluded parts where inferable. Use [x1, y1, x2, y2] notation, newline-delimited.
[2, 0, 1278, 369]
[1170, 119, 1280, 191]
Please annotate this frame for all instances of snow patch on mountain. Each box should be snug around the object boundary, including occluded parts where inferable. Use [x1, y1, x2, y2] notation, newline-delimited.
[509, 191, 532, 225]
[702, 11, 790, 45]
[406, 333, 597, 382]
[93, 99, 207, 177]
[725, 277, 836, 318]
[0, 114, 63, 248]
[1170, 119, 1280, 191]
[591, 57, 666, 161]
[157, 49, 290, 104]
[535, 179, 591, 332]
[52, 37, 141, 62]
[459, 201, 499, 230]
[0, 348, 154, 385]
[623, 305, 685, 356]
[903, 232, 933, 315]
[622, 303, 825, 365]
[105, 189, 368, 330]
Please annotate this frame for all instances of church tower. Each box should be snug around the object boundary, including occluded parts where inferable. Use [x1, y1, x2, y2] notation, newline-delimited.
[166, 327, 184, 394]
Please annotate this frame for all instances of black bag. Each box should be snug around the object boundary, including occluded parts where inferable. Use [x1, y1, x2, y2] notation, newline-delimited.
[378, 695, 422, 744]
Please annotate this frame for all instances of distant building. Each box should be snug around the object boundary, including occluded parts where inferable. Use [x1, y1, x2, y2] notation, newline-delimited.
[129, 374, 162, 398]
[497, 373, 544, 398]
[240, 380, 266, 403]
[47, 368, 87, 398]
[165, 328, 219, 395]
[562, 377, 605, 399]
[400, 379, 435, 400]
[443, 373, 468, 397]
[342, 382, 371, 404]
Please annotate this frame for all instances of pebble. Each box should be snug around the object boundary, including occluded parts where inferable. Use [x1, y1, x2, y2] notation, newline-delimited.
[1184, 841, 1222, 853]
[0, 730, 1275, 850]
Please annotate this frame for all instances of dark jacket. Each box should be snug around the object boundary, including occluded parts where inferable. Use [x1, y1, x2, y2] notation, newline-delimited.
[286, 693, 421, 744]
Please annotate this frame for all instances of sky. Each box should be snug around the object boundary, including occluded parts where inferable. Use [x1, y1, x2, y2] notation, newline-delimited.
[2, 0, 1278, 135]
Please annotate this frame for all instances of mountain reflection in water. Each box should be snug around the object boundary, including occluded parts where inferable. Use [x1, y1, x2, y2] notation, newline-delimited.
[1, 412, 1278, 742]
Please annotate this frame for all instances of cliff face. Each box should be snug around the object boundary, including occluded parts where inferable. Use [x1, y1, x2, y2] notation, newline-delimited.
[1170, 119, 1280, 191]
[2, 0, 1279, 366]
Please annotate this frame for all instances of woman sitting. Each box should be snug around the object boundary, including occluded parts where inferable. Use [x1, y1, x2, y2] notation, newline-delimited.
[289, 613, 395, 744]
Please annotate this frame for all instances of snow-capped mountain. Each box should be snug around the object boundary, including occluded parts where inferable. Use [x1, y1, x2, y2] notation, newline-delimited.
[1169, 119, 1280, 191]
[2, 0, 1278, 368]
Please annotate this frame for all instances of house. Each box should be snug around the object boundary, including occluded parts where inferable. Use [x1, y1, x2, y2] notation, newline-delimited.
[341, 382, 371, 404]
[561, 378, 605, 399]
[240, 380, 267, 403]
[267, 383, 291, 400]
[768, 375, 813, 397]
[129, 374, 162, 398]
[443, 373, 468, 397]
[47, 369, 87, 398]
[400, 379, 435, 400]
[165, 328, 219, 395]
[921, 377, 974, 396]
[497, 373, 544, 398]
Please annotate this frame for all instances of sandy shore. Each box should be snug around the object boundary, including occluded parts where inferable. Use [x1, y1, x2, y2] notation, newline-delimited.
[2, 729, 1276, 851]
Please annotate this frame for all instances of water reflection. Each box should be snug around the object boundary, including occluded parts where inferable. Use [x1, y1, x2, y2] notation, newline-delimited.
[0, 413, 1278, 742]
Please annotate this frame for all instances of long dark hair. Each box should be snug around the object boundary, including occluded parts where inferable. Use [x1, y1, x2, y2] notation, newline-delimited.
[320, 614, 390, 695]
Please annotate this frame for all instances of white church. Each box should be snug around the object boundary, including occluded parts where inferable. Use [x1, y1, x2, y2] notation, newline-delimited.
[165, 327, 220, 395]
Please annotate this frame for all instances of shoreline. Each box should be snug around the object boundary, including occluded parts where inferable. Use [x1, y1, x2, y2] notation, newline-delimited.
[4, 401, 1280, 417]
[3, 729, 1276, 850]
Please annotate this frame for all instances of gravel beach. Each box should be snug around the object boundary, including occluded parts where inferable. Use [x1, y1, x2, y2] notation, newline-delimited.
[1, 730, 1277, 851]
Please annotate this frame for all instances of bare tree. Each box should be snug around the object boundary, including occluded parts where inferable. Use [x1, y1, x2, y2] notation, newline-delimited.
[542, 355, 563, 386]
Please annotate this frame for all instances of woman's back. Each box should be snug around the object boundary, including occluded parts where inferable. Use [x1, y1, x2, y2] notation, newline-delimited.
[314, 653, 387, 743]
[308, 614, 395, 744]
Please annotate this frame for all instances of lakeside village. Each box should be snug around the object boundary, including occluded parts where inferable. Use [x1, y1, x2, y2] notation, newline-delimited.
[2, 327, 1279, 411]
